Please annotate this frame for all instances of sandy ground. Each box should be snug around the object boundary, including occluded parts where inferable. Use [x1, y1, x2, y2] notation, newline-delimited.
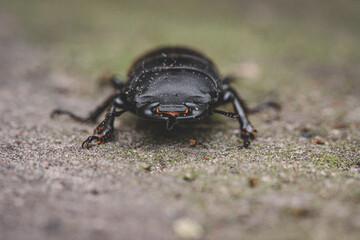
[1, 5, 360, 240]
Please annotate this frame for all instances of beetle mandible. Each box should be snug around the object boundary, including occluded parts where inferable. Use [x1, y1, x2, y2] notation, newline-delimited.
[52, 47, 280, 148]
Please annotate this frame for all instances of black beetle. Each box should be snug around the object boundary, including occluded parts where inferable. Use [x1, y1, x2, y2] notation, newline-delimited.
[52, 47, 280, 148]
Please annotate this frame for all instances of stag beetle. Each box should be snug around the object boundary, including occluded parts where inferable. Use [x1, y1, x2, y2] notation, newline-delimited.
[52, 47, 280, 148]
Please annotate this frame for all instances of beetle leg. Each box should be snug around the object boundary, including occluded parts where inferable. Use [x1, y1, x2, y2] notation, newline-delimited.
[51, 93, 117, 123]
[111, 75, 125, 89]
[92, 109, 127, 135]
[82, 106, 127, 149]
[213, 109, 238, 118]
[220, 87, 256, 148]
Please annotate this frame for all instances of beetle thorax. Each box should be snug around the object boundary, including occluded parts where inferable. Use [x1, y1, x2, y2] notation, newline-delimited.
[133, 70, 217, 105]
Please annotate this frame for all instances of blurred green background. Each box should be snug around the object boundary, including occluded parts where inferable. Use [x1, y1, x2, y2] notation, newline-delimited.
[2, 0, 360, 99]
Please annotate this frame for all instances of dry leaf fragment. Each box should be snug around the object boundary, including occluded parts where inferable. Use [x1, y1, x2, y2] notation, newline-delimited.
[311, 137, 324, 145]
[248, 177, 259, 188]
[189, 139, 196, 147]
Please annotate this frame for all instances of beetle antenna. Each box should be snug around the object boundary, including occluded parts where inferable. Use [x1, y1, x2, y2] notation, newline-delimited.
[213, 109, 239, 118]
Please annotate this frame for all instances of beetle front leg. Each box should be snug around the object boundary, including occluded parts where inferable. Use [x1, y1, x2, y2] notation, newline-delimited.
[221, 88, 256, 148]
[82, 106, 127, 149]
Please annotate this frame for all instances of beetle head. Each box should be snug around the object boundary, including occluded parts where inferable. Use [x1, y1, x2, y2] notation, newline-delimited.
[131, 70, 217, 130]
[137, 102, 210, 130]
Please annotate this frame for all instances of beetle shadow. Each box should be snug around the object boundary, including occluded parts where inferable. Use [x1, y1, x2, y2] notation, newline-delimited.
[120, 116, 226, 148]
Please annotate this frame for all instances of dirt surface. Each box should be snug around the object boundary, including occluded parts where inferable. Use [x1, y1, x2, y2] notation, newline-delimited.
[1, 1, 360, 240]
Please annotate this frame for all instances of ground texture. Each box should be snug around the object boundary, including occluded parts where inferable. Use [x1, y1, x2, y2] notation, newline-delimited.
[0, 1, 360, 239]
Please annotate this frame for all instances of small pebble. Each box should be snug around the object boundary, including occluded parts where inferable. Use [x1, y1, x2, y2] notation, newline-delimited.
[139, 163, 151, 171]
[173, 218, 204, 239]
[183, 171, 196, 182]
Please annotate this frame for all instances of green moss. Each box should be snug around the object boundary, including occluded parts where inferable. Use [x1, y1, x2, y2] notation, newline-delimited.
[311, 153, 355, 169]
